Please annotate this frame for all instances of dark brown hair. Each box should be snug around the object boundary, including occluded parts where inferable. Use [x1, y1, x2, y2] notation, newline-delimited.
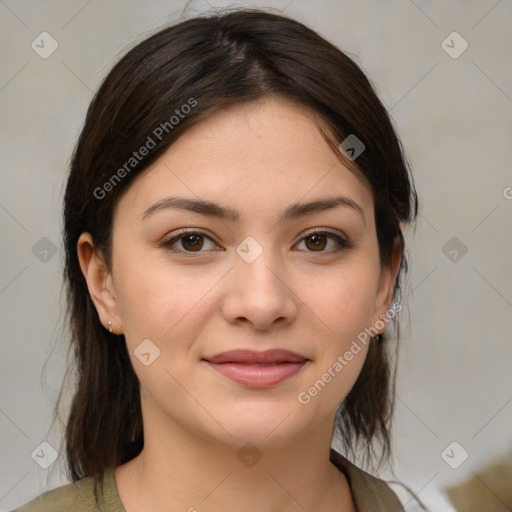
[53, 6, 418, 496]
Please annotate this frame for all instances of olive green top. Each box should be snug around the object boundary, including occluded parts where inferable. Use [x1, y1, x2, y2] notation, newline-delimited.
[11, 449, 404, 511]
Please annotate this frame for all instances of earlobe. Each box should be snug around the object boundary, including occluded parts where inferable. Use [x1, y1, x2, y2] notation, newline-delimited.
[77, 232, 122, 334]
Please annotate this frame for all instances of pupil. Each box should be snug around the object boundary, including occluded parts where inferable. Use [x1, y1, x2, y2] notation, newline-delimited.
[183, 234, 203, 251]
[179, 234, 328, 252]
[308, 234, 326, 251]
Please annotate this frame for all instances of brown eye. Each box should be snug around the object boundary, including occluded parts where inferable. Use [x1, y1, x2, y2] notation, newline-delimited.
[297, 230, 351, 254]
[180, 233, 204, 251]
[304, 233, 328, 251]
[163, 231, 217, 253]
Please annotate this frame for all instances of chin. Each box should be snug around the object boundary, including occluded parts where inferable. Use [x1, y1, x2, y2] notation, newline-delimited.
[210, 402, 308, 447]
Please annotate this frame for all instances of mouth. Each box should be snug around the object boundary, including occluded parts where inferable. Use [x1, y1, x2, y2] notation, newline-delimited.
[202, 349, 309, 388]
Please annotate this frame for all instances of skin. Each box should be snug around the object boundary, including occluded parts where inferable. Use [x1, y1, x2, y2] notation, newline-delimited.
[78, 96, 401, 512]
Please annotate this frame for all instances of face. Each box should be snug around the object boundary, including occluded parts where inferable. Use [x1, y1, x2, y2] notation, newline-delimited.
[80, 97, 398, 450]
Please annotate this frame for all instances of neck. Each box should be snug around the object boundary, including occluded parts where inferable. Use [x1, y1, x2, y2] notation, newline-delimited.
[115, 412, 355, 511]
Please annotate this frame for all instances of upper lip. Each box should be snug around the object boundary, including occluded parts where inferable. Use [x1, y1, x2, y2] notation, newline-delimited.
[204, 349, 308, 364]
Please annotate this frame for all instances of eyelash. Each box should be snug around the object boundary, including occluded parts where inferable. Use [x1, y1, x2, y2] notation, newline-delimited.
[162, 228, 352, 255]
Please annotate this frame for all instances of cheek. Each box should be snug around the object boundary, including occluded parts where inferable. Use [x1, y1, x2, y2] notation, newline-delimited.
[307, 263, 379, 343]
[112, 240, 215, 343]
[297, 262, 378, 401]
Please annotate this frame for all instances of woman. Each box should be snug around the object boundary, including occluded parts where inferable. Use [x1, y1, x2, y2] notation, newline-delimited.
[12, 8, 418, 511]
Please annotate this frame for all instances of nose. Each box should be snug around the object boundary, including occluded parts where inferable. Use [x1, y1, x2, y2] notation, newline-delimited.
[220, 245, 298, 331]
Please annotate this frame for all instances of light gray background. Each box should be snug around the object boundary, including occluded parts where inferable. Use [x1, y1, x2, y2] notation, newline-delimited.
[1, 0, 511, 510]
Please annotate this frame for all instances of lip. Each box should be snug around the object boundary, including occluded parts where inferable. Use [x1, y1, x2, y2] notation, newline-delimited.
[203, 349, 308, 388]
[205, 349, 307, 364]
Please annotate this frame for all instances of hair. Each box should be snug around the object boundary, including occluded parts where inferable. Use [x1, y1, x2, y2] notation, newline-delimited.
[52, 6, 418, 499]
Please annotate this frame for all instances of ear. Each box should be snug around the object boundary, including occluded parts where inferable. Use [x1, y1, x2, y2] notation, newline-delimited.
[372, 235, 402, 333]
[77, 232, 122, 335]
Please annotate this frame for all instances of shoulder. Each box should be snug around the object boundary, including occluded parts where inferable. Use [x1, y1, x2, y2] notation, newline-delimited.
[9, 468, 120, 512]
[9, 480, 97, 512]
[329, 448, 405, 511]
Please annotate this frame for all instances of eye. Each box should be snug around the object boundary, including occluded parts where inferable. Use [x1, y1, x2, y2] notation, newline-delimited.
[295, 230, 352, 254]
[162, 229, 352, 255]
[163, 230, 218, 253]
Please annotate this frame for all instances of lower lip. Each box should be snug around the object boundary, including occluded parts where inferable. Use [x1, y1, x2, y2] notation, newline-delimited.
[205, 361, 307, 388]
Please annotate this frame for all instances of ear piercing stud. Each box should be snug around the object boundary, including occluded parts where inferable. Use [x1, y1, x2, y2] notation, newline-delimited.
[108, 320, 112, 333]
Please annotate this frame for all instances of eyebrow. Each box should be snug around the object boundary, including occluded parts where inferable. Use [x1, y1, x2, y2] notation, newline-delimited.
[141, 195, 366, 226]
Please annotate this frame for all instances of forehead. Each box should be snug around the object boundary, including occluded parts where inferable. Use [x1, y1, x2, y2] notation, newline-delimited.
[114, 97, 374, 222]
